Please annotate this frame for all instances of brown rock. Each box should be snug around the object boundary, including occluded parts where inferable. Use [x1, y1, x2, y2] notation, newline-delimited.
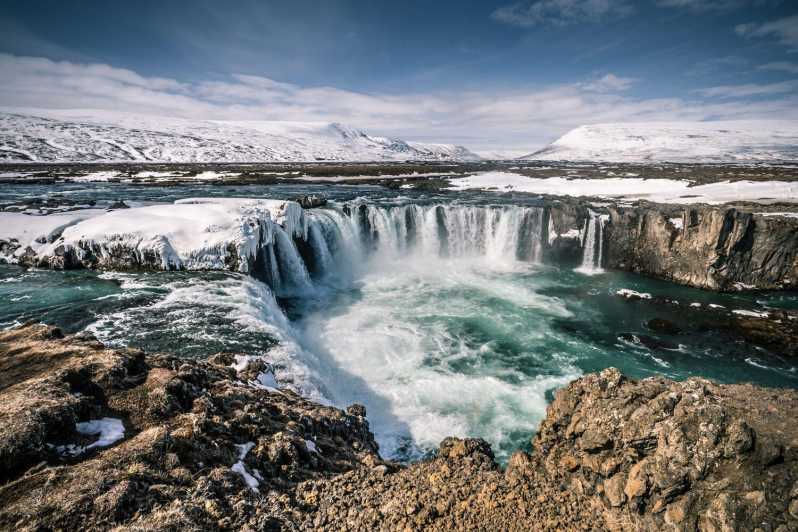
[604, 474, 626, 507]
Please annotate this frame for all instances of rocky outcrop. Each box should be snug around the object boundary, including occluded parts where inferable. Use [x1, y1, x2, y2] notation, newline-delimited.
[535, 368, 798, 531]
[543, 200, 589, 265]
[292, 194, 328, 209]
[1, 325, 796, 530]
[0, 323, 380, 530]
[604, 204, 798, 291]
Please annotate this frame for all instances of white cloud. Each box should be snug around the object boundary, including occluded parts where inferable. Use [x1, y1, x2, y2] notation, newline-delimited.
[579, 73, 639, 92]
[693, 80, 798, 98]
[758, 61, 798, 74]
[491, 0, 633, 27]
[735, 15, 798, 51]
[2, 53, 798, 153]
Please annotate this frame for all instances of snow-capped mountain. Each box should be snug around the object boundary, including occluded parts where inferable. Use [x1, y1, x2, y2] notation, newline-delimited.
[524, 121, 798, 163]
[0, 110, 480, 163]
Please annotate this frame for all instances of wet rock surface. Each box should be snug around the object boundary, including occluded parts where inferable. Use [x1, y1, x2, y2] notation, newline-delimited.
[1, 325, 797, 531]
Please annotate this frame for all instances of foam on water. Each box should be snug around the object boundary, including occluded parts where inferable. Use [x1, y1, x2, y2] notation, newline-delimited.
[85, 274, 327, 403]
[296, 255, 580, 460]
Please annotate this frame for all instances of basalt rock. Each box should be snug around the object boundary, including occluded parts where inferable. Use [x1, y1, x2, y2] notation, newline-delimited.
[543, 201, 589, 266]
[1, 326, 796, 531]
[292, 194, 327, 209]
[604, 204, 798, 291]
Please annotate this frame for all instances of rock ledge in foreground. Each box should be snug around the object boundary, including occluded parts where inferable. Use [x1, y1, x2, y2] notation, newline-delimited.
[1, 324, 797, 531]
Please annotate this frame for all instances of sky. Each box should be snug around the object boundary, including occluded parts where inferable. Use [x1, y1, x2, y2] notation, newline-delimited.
[1, 0, 797, 155]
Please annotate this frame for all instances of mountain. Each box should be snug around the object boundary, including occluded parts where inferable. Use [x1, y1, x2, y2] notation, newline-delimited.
[0, 109, 480, 163]
[523, 121, 798, 163]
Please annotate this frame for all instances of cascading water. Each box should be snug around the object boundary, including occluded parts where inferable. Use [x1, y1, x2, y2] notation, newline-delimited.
[254, 201, 547, 297]
[342, 203, 545, 265]
[575, 210, 608, 275]
[231, 200, 565, 461]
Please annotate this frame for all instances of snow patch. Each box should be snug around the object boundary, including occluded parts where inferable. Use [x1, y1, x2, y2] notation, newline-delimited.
[232, 442, 259, 492]
[757, 212, 798, 219]
[733, 309, 769, 318]
[448, 172, 798, 205]
[77, 417, 126, 449]
[616, 288, 652, 300]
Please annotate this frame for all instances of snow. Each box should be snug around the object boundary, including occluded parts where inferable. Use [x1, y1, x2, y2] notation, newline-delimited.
[0, 171, 33, 178]
[232, 442, 259, 492]
[448, 171, 798, 204]
[76, 417, 126, 449]
[0, 110, 480, 163]
[51, 419, 125, 457]
[30, 198, 305, 272]
[293, 171, 462, 182]
[708, 303, 725, 309]
[192, 171, 235, 180]
[616, 288, 652, 300]
[757, 212, 798, 219]
[669, 217, 683, 230]
[0, 210, 104, 245]
[232, 354, 280, 391]
[0, 210, 107, 263]
[70, 171, 120, 182]
[690, 302, 702, 308]
[134, 171, 182, 178]
[524, 121, 798, 163]
[733, 309, 769, 318]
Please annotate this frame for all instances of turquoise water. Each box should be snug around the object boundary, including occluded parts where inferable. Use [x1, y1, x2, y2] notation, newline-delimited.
[2, 182, 797, 462]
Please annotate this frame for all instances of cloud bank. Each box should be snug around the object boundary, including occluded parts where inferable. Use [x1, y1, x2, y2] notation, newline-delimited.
[1, 53, 797, 154]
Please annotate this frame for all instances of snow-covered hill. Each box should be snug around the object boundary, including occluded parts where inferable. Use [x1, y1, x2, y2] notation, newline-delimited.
[0, 110, 480, 163]
[524, 122, 798, 163]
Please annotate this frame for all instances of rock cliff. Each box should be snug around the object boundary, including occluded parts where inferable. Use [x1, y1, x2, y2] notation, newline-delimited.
[542, 199, 798, 291]
[603, 204, 798, 291]
[1, 324, 796, 531]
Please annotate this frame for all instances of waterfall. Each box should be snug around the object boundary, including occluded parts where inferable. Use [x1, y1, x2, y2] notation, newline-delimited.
[254, 201, 547, 297]
[342, 203, 545, 264]
[575, 210, 608, 275]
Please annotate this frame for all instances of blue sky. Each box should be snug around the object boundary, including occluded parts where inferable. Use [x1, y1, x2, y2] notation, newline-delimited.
[1, 0, 797, 153]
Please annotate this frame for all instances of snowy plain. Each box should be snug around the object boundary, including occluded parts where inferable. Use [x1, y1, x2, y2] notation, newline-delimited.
[448, 172, 798, 204]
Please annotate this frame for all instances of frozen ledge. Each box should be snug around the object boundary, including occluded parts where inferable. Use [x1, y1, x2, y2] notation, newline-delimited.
[2, 198, 307, 273]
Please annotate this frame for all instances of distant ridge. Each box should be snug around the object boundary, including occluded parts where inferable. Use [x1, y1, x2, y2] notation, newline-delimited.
[523, 121, 798, 163]
[0, 109, 480, 163]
